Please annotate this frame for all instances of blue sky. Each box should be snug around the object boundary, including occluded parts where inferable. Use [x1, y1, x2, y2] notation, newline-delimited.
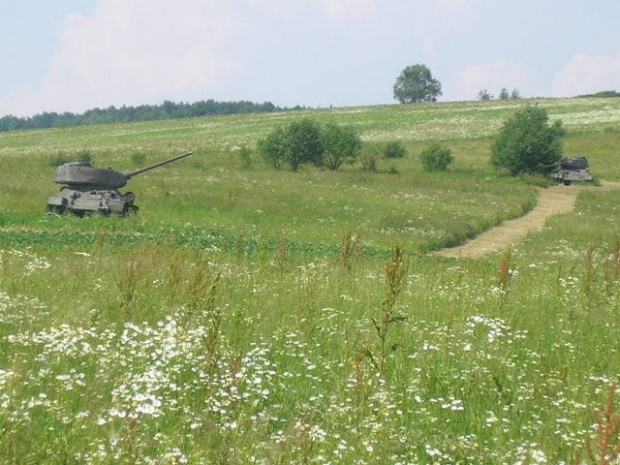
[1, 0, 619, 117]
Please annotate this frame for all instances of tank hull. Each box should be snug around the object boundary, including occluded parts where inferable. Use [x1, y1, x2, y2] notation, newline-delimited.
[553, 168, 593, 185]
[46, 189, 137, 216]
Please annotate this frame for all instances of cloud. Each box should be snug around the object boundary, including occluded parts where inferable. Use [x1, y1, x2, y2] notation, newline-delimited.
[432, 0, 477, 16]
[11, 0, 243, 115]
[246, 0, 375, 21]
[245, 0, 309, 18]
[445, 61, 535, 101]
[320, 0, 377, 20]
[551, 53, 620, 97]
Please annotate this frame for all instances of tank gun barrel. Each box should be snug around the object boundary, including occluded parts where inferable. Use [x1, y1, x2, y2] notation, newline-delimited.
[124, 151, 193, 179]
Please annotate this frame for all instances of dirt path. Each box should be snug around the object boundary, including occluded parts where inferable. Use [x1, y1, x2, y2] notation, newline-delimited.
[434, 182, 620, 259]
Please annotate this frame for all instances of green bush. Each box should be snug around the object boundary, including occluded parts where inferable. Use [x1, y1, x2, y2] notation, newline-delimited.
[360, 152, 378, 172]
[491, 105, 565, 175]
[257, 118, 324, 171]
[130, 152, 146, 166]
[48, 150, 93, 167]
[237, 146, 253, 170]
[257, 127, 287, 169]
[383, 141, 408, 159]
[258, 119, 363, 172]
[322, 123, 362, 171]
[420, 143, 453, 172]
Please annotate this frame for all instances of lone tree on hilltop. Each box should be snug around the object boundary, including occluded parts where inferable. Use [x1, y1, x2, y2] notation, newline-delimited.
[393, 64, 442, 103]
[491, 105, 565, 176]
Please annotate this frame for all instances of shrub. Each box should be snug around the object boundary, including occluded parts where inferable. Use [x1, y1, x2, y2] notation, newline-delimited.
[386, 165, 400, 175]
[322, 123, 362, 171]
[360, 152, 378, 172]
[237, 146, 253, 169]
[257, 118, 324, 171]
[491, 105, 565, 176]
[420, 143, 453, 172]
[286, 118, 324, 170]
[130, 152, 146, 166]
[257, 127, 287, 169]
[383, 141, 408, 159]
[76, 150, 92, 163]
[48, 150, 93, 167]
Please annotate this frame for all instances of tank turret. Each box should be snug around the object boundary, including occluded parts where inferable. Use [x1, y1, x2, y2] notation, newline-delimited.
[46, 151, 192, 216]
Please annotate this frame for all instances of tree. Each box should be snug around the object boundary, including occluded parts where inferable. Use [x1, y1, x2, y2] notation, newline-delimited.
[258, 118, 324, 171]
[491, 105, 565, 176]
[393, 64, 442, 103]
[478, 89, 493, 101]
[322, 123, 362, 171]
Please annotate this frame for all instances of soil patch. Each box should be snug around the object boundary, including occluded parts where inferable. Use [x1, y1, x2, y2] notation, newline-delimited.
[434, 182, 620, 259]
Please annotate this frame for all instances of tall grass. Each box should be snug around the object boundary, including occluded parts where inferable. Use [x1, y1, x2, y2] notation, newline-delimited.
[2, 205, 620, 463]
[1, 97, 620, 463]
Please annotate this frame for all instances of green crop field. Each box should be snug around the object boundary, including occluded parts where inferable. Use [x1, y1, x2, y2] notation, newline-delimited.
[2, 97, 620, 464]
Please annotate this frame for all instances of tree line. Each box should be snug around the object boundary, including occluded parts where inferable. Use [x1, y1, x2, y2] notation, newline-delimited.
[0, 99, 289, 133]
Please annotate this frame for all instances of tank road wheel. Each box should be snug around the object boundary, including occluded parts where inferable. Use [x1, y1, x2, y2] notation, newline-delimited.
[46, 196, 67, 215]
[563, 179, 571, 186]
[122, 204, 138, 217]
[46, 204, 66, 215]
[122, 192, 138, 217]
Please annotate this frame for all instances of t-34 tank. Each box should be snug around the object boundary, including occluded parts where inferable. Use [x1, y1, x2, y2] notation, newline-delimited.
[552, 156, 593, 185]
[46, 151, 192, 216]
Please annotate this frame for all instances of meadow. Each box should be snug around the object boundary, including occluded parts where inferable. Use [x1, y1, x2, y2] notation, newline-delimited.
[1, 97, 620, 464]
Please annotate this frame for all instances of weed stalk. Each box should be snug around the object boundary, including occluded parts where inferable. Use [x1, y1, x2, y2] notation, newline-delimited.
[371, 245, 409, 374]
[341, 232, 354, 271]
[277, 229, 287, 274]
[583, 244, 596, 299]
[202, 272, 223, 374]
[605, 236, 620, 294]
[116, 249, 145, 315]
[496, 248, 512, 309]
[579, 381, 620, 465]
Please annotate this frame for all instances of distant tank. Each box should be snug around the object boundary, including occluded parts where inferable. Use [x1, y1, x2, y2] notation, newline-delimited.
[552, 156, 593, 185]
[46, 151, 192, 216]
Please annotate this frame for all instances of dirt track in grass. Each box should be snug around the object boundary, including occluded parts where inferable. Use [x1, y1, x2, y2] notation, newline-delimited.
[434, 182, 620, 259]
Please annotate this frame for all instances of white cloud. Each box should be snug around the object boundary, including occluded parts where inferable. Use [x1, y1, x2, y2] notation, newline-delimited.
[432, 0, 477, 16]
[245, 0, 309, 17]
[320, 0, 376, 20]
[11, 0, 243, 114]
[551, 53, 620, 97]
[247, 0, 375, 21]
[445, 61, 535, 101]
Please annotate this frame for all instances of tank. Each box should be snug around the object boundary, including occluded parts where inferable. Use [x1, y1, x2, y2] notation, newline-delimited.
[553, 156, 593, 185]
[46, 151, 193, 216]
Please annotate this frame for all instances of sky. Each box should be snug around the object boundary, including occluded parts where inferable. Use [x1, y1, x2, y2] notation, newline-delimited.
[1, 0, 619, 117]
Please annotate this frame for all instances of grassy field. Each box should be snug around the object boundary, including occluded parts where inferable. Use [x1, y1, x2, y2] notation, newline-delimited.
[1, 97, 620, 464]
